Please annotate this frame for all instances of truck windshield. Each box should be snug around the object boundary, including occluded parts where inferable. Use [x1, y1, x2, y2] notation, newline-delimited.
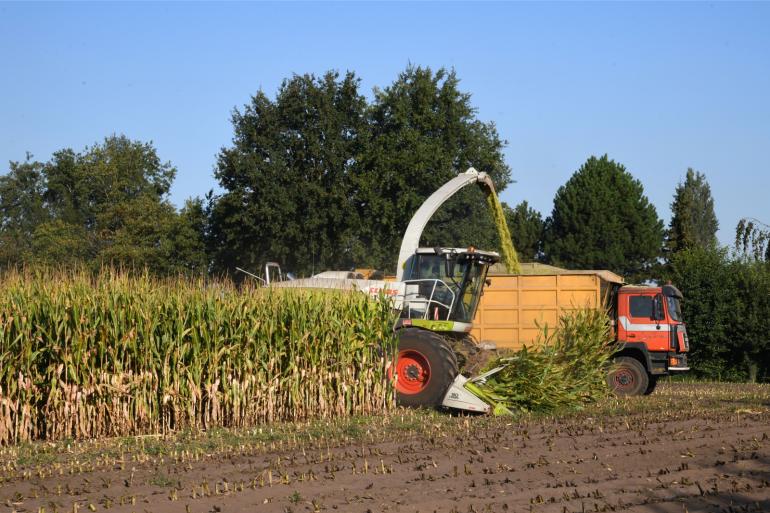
[666, 296, 683, 322]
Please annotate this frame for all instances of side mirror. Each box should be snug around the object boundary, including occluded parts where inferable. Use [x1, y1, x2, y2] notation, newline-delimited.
[652, 295, 665, 321]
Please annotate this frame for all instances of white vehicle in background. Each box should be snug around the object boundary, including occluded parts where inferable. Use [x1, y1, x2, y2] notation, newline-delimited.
[236, 262, 294, 286]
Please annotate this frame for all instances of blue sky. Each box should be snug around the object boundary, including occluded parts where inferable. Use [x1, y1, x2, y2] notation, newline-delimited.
[1, 2, 768, 247]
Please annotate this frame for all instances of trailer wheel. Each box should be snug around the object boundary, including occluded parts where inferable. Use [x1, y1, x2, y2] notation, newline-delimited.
[392, 328, 458, 408]
[607, 356, 648, 396]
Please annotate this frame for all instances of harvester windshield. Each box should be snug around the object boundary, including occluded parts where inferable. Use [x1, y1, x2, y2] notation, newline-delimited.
[402, 248, 499, 324]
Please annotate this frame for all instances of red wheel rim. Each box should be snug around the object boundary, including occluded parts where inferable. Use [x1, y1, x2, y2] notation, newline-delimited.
[612, 368, 635, 392]
[392, 349, 431, 395]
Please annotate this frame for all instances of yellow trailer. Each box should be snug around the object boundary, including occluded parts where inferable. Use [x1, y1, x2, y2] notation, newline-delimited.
[471, 263, 624, 350]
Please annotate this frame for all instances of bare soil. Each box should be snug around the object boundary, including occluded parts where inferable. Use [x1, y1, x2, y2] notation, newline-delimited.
[2, 382, 769, 513]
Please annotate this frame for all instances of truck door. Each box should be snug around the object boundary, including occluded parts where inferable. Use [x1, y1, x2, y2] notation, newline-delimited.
[621, 293, 670, 352]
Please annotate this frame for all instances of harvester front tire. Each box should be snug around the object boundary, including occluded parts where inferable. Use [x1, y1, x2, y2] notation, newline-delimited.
[607, 356, 648, 396]
[394, 329, 458, 408]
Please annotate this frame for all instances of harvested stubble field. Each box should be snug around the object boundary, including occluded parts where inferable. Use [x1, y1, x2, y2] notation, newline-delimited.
[1, 382, 768, 513]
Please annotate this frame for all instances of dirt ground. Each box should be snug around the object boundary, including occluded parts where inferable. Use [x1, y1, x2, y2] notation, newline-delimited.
[2, 382, 769, 513]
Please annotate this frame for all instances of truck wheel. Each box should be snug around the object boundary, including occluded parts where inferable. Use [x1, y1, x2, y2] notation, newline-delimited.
[392, 328, 458, 408]
[644, 375, 658, 395]
[607, 356, 648, 396]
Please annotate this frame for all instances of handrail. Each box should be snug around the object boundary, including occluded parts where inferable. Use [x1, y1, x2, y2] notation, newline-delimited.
[401, 278, 456, 320]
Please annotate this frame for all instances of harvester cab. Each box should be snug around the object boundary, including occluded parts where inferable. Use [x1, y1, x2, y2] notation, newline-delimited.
[398, 247, 499, 330]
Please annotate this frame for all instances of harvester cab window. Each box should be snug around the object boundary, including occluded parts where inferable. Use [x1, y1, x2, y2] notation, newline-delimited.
[406, 254, 456, 319]
[629, 295, 654, 319]
[455, 260, 485, 323]
[414, 255, 455, 281]
[420, 259, 442, 279]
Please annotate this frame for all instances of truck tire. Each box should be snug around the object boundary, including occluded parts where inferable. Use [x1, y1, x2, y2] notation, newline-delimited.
[393, 328, 458, 408]
[607, 356, 648, 396]
[644, 375, 659, 395]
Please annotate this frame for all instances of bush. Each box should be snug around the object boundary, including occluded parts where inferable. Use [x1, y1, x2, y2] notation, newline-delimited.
[667, 248, 770, 381]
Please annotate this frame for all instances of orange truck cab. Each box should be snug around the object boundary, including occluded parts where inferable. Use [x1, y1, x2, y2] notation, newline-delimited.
[610, 283, 690, 394]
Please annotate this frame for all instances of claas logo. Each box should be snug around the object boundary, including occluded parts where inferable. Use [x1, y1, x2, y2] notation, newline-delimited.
[368, 287, 399, 296]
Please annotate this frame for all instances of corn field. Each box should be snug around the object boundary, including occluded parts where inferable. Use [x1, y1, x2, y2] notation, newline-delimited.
[0, 269, 398, 445]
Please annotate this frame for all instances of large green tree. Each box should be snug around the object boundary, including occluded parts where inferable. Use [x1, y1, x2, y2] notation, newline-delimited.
[210, 66, 512, 276]
[0, 136, 206, 274]
[209, 71, 369, 276]
[360, 66, 511, 271]
[667, 168, 718, 254]
[504, 201, 543, 262]
[542, 155, 664, 280]
[0, 157, 48, 266]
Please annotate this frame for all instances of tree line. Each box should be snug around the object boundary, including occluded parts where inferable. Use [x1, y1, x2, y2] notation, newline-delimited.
[0, 139, 207, 275]
[1, 65, 768, 380]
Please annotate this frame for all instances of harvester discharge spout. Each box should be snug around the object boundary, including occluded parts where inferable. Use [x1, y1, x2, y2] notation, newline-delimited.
[396, 168, 496, 282]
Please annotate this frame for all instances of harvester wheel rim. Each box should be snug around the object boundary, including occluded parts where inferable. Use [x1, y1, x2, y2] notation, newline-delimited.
[395, 349, 431, 395]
